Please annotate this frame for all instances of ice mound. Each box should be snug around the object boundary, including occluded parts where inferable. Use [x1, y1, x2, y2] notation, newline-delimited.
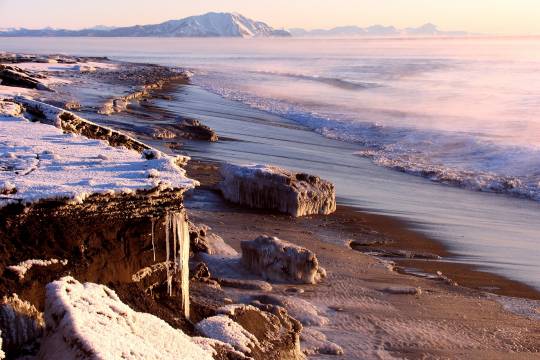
[219, 163, 336, 217]
[39, 277, 213, 360]
[241, 235, 326, 284]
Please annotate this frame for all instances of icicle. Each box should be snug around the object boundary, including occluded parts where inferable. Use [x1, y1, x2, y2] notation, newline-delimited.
[172, 213, 177, 273]
[151, 218, 156, 262]
[164, 213, 172, 296]
[179, 211, 191, 320]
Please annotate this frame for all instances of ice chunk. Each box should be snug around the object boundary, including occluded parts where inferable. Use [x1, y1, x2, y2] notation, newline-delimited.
[39, 277, 213, 360]
[241, 235, 326, 284]
[219, 163, 336, 217]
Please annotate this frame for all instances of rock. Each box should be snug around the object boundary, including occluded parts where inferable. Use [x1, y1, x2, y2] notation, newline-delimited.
[175, 118, 219, 142]
[0, 100, 22, 117]
[219, 164, 336, 217]
[0, 294, 44, 356]
[39, 277, 214, 360]
[0, 65, 52, 91]
[196, 304, 305, 360]
[241, 236, 326, 284]
[189, 221, 238, 256]
[300, 328, 344, 356]
[247, 295, 328, 327]
[382, 286, 422, 295]
[218, 278, 273, 292]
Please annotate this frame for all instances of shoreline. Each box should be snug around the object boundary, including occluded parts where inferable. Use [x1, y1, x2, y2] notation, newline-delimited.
[187, 158, 540, 301]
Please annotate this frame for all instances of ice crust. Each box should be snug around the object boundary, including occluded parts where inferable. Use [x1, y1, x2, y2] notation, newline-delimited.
[195, 315, 259, 354]
[7, 259, 68, 280]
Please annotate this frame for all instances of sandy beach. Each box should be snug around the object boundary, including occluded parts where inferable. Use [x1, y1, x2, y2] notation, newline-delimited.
[185, 160, 540, 359]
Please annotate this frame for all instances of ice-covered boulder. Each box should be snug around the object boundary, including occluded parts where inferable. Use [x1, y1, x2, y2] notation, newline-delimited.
[196, 304, 305, 360]
[219, 164, 336, 217]
[241, 236, 326, 284]
[39, 277, 213, 360]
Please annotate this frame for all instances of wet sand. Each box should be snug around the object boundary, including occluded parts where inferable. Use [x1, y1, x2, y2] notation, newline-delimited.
[185, 160, 540, 359]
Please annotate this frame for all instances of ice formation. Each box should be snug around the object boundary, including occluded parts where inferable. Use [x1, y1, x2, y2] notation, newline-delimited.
[219, 163, 336, 217]
[39, 277, 213, 360]
[162, 211, 191, 319]
[0, 101, 195, 208]
[0, 294, 44, 354]
[241, 236, 326, 284]
[7, 259, 68, 280]
[195, 315, 259, 354]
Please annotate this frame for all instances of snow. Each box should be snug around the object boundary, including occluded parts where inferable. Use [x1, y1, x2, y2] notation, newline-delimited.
[39, 276, 213, 360]
[195, 315, 259, 354]
[0, 108, 196, 208]
[13, 61, 117, 73]
[0, 332, 3, 360]
[0, 85, 34, 98]
[7, 259, 68, 280]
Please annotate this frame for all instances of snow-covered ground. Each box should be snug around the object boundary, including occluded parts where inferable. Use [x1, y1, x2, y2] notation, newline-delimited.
[40, 277, 214, 360]
[0, 102, 196, 207]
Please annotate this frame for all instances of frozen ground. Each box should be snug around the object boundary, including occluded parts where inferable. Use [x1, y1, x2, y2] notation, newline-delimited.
[0, 103, 195, 207]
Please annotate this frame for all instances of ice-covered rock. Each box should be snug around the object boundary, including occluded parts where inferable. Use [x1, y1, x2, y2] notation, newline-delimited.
[219, 164, 336, 217]
[196, 303, 305, 360]
[0, 294, 44, 355]
[0, 65, 52, 91]
[196, 315, 260, 354]
[39, 277, 213, 360]
[300, 328, 344, 356]
[7, 259, 68, 280]
[241, 236, 326, 284]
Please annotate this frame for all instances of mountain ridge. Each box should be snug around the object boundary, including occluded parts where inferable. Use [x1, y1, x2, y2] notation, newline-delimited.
[289, 23, 470, 37]
[0, 12, 291, 38]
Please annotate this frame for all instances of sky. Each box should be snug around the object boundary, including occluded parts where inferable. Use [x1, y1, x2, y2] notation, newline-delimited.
[1, 0, 540, 35]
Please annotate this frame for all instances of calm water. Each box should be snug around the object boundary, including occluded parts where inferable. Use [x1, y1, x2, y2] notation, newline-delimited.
[1, 37, 539, 290]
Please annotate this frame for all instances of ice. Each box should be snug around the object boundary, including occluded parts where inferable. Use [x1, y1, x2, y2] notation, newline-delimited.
[241, 236, 326, 284]
[7, 259, 68, 280]
[39, 277, 213, 360]
[0, 294, 44, 354]
[162, 211, 190, 318]
[0, 101, 196, 208]
[219, 163, 336, 217]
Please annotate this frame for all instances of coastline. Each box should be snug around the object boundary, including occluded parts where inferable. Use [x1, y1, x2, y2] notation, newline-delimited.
[187, 158, 540, 301]
[1, 53, 540, 358]
[184, 159, 540, 358]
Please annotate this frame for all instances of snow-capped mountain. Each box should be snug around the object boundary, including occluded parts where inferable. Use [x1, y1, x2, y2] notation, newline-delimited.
[0, 12, 290, 38]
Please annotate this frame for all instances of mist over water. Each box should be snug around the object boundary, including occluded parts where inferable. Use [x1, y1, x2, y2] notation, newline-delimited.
[181, 38, 540, 201]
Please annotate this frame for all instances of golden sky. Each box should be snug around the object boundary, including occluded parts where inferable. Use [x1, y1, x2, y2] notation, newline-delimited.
[1, 0, 539, 35]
